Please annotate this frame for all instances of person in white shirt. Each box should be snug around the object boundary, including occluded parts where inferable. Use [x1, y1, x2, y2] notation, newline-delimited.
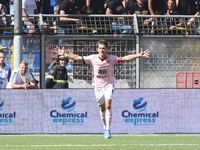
[22, 0, 48, 51]
[7, 61, 36, 89]
[0, 50, 11, 89]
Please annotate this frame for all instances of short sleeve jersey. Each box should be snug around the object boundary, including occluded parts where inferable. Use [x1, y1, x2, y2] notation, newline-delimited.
[59, 0, 81, 14]
[0, 64, 11, 88]
[129, 2, 149, 15]
[7, 68, 34, 88]
[83, 54, 118, 87]
[22, 0, 37, 19]
[106, 0, 124, 14]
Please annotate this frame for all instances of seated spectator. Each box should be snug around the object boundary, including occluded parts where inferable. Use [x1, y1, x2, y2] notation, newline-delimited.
[187, 2, 200, 34]
[6, 61, 37, 89]
[56, 0, 82, 34]
[85, 0, 109, 34]
[148, 0, 166, 34]
[78, 0, 86, 14]
[54, 0, 64, 15]
[0, 0, 11, 37]
[0, 50, 11, 89]
[164, 0, 185, 34]
[9, 0, 15, 25]
[53, 0, 64, 33]
[177, 0, 196, 15]
[122, 0, 134, 14]
[106, 0, 133, 34]
[128, 0, 152, 34]
[86, 0, 109, 14]
[148, 0, 166, 15]
[22, 0, 48, 51]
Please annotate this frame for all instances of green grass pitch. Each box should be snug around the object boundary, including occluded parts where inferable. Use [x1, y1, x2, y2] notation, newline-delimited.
[0, 134, 200, 150]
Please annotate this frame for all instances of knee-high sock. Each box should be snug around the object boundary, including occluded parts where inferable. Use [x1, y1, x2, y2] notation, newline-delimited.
[106, 109, 112, 130]
[100, 110, 106, 129]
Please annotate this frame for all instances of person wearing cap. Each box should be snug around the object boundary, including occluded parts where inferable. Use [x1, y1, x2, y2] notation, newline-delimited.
[45, 55, 69, 89]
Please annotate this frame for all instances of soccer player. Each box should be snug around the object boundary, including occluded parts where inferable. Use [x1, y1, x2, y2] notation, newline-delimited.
[57, 39, 150, 139]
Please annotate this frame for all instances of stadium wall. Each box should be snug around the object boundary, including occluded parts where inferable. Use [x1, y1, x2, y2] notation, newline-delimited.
[0, 89, 199, 134]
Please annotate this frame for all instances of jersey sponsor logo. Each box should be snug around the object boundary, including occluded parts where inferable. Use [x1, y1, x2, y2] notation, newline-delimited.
[98, 69, 107, 75]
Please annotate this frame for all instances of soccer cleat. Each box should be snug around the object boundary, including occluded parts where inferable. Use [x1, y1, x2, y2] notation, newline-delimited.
[104, 129, 111, 139]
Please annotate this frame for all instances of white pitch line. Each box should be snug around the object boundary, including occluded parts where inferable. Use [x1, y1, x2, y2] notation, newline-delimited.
[1, 134, 200, 137]
[0, 144, 200, 147]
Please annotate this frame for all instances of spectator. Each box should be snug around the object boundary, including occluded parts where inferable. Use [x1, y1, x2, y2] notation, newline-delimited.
[6, 61, 37, 89]
[85, 0, 109, 34]
[53, 0, 64, 33]
[106, 0, 133, 34]
[54, 0, 64, 14]
[42, 0, 50, 14]
[148, 0, 166, 15]
[122, 0, 134, 14]
[177, 0, 196, 15]
[128, 0, 152, 33]
[78, 0, 86, 14]
[0, 50, 11, 89]
[10, 0, 14, 25]
[45, 55, 69, 89]
[148, 0, 166, 34]
[186, 2, 200, 34]
[56, 0, 82, 34]
[0, 0, 11, 38]
[35, 0, 42, 13]
[86, 0, 109, 14]
[22, 0, 48, 51]
[129, 0, 149, 15]
[164, 0, 185, 34]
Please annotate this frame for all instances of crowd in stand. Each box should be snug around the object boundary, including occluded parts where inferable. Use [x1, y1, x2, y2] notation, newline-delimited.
[0, 0, 199, 24]
[0, 0, 199, 16]
[0, 0, 200, 35]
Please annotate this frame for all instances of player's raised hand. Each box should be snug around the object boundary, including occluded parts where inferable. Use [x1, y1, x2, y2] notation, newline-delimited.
[140, 48, 150, 57]
[53, 46, 65, 56]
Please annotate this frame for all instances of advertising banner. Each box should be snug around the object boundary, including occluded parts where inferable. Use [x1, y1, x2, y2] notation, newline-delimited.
[0, 89, 199, 133]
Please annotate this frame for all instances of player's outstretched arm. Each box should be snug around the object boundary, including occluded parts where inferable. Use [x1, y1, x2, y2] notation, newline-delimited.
[121, 48, 150, 62]
[54, 46, 83, 62]
[66, 53, 83, 62]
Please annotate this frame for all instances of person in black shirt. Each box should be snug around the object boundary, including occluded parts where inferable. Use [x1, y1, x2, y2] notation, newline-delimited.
[55, 0, 82, 44]
[148, 0, 166, 34]
[165, 0, 185, 34]
[59, 0, 82, 26]
[86, 0, 109, 14]
[54, 0, 64, 14]
[45, 55, 69, 89]
[106, 0, 133, 34]
[128, 0, 152, 33]
[56, 0, 82, 33]
[177, 0, 196, 15]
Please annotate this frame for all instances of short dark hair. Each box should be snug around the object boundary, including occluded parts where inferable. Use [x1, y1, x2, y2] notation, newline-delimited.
[97, 39, 108, 48]
[0, 50, 6, 55]
[167, 0, 175, 2]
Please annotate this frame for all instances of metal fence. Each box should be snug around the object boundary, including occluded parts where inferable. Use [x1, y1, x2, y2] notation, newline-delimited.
[0, 14, 200, 88]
